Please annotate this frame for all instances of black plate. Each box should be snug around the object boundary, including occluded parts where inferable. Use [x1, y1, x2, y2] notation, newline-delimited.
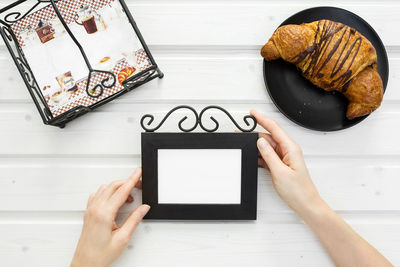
[263, 7, 389, 131]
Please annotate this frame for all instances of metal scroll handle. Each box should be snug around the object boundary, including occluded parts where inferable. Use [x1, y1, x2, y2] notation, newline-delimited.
[199, 105, 257, 133]
[141, 105, 199, 133]
[140, 105, 257, 133]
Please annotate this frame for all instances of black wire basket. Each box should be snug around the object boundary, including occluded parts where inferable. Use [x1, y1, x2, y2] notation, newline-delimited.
[0, 0, 163, 128]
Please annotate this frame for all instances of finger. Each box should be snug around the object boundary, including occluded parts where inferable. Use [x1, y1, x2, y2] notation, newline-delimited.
[258, 157, 268, 170]
[126, 195, 134, 203]
[258, 132, 278, 150]
[258, 133, 283, 159]
[135, 180, 142, 190]
[235, 129, 277, 150]
[97, 184, 107, 194]
[118, 204, 150, 239]
[258, 132, 285, 160]
[258, 157, 264, 167]
[251, 110, 294, 147]
[112, 221, 119, 231]
[87, 193, 95, 208]
[236, 130, 280, 157]
[260, 132, 284, 158]
[102, 179, 127, 200]
[109, 168, 142, 212]
[257, 137, 286, 174]
[93, 184, 107, 201]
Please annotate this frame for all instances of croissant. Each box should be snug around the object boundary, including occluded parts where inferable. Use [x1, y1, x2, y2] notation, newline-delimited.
[261, 20, 383, 120]
[118, 66, 136, 85]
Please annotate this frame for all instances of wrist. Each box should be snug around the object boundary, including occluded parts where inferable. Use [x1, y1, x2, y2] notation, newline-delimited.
[71, 257, 89, 267]
[71, 254, 104, 267]
[70, 258, 84, 267]
[296, 194, 331, 223]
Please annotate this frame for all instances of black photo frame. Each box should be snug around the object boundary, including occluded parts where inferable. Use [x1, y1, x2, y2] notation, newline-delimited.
[140, 106, 259, 220]
[141, 132, 258, 220]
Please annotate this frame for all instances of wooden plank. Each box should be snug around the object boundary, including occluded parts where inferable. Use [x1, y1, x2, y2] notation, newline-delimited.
[127, 4, 400, 46]
[0, 103, 399, 155]
[0, 47, 399, 102]
[0, 48, 269, 102]
[122, 2, 400, 47]
[0, 157, 399, 211]
[1, 1, 400, 46]
[2, 210, 400, 225]
[0, 222, 398, 267]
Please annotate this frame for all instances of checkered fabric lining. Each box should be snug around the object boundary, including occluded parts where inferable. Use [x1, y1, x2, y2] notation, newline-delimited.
[52, 58, 127, 117]
[11, 0, 116, 47]
[50, 49, 151, 117]
[136, 48, 152, 67]
[51, 52, 151, 117]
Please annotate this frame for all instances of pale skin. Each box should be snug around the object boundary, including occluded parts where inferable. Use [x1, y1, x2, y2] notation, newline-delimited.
[71, 168, 150, 267]
[71, 110, 393, 267]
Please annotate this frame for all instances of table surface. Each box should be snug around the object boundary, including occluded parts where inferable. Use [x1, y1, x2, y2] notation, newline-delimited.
[1, 0, 400, 266]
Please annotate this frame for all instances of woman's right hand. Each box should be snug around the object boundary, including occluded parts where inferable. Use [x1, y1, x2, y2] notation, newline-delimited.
[251, 110, 393, 267]
[251, 110, 324, 217]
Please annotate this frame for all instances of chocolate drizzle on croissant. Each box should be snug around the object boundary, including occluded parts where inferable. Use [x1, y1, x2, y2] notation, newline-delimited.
[261, 19, 383, 120]
[293, 21, 363, 88]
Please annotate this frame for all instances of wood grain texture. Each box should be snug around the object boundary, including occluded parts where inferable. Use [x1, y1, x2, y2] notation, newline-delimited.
[0, 223, 399, 267]
[0, 157, 399, 212]
[1, 48, 399, 102]
[2, 1, 399, 45]
[0, 0, 399, 266]
[0, 104, 399, 155]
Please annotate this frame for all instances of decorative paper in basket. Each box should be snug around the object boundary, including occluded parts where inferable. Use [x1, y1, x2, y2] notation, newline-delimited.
[12, 0, 111, 47]
[11, 0, 153, 117]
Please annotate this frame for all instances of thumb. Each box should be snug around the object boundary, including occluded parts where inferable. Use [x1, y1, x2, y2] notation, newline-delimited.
[257, 137, 285, 173]
[118, 204, 150, 238]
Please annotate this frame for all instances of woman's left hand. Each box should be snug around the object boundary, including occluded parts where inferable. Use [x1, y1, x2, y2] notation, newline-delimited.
[71, 168, 150, 267]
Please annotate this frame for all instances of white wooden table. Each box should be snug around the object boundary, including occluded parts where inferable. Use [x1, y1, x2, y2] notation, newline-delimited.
[1, 1, 400, 266]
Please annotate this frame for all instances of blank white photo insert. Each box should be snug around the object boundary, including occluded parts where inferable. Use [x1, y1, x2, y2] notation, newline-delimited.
[158, 149, 242, 204]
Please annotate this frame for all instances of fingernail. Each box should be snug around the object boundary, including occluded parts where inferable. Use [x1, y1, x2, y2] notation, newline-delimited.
[130, 167, 142, 180]
[257, 137, 267, 148]
[140, 204, 151, 217]
[257, 138, 270, 151]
